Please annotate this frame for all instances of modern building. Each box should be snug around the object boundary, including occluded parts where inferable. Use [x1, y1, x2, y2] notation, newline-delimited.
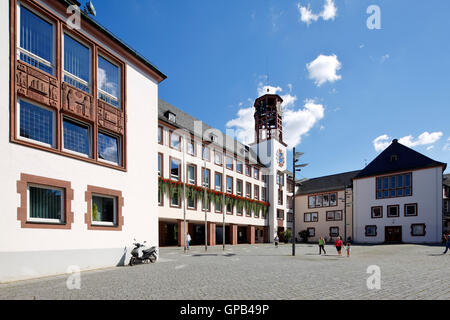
[443, 174, 450, 234]
[0, 0, 165, 282]
[353, 139, 446, 244]
[157, 94, 293, 247]
[295, 171, 359, 243]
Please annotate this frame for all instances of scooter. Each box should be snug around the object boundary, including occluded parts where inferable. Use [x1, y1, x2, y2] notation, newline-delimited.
[129, 239, 158, 266]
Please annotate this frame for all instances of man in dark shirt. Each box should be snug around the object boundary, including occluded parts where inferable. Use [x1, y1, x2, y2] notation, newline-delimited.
[443, 233, 450, 254]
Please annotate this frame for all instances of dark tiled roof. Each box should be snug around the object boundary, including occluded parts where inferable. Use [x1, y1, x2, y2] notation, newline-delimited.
[355, 139, 447, 179]
[296, 170, 361, 196]
[158, 99, 264, 166]
[444, 174, 450, 187]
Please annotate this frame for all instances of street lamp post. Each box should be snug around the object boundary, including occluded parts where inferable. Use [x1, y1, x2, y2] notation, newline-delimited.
[292, 148, 307, 257]
[182, 135, 187, 254]
[204, 160, 208, 252]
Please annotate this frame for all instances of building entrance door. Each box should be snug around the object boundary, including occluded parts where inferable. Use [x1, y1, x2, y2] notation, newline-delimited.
[385, 226, 402, 243]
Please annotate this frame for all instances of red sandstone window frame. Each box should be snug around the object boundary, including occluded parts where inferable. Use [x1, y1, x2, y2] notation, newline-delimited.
[410, 223, 426, 237]
[371, 206, 383, 219]
[404, 203, 418, 217]
[85, 185, 124, 231]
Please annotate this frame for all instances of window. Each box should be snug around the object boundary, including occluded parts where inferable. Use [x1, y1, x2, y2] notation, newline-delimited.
[215, 172, 222, 192]
[98, 132, 120, 165]
[226, 156, 233, 170]
[187, 141, 195, 156]
[237, 205, 243, 216]
[236, 179, 243, 196]
[387, 205, 399, 218]
[308, 193, 337, 208]
[307, 228, 315, 237]
[404, 203, 418, 217]
[187, 194, 196, 209]
[304, 212, 318, 222]
[278, 189, 283, 205]
[226, 203, 233, 214]
[158, 153, 163, 177]
[187, 165, 196, 185]
[253, 168, 259, 180]
[202, 145, 210, 161]
[246, 183, 252, 198]
[28, 185, 64, 223]
[444, 200, 449, 213]
[226, 176, 233, 194]
[215, 151, 223, 166]
[371, 206, 383, 219]
[168, 112, 176, 123]
[254, 186, 259, 200]
[92, 195, 116, 226]
[254, 209, 260, 218]
[236, 161, 243, 173]
[326, 210, 343, 221]
[98, 55, 120, 108]
[171, 189, 180, 207]
[330, 227, 339, 237]
[170, 132, 181, 150]
[158, 126, 163, 144]
[365, 225, 377, 237]
[170, 158, 181, 181]
[376, 173, 412, 199]
[215, 199, 222, 213]
[19, 99, 55, 147]
[158, 185, 163, 206]
[246, 165, 251, 177]
[411, 224, 426, 236]
[277, 171, 284, 186]
[246, 207, 251, 217]
[277, 209, 284, 220]
[18, 5, 55, 74]
[287, 212, 294, 222]
[63, 34, 90, 93]
[261, 187, 266, 202]
[210, 134, 218, 142]
[63, 118, 91, 157]
[202, 168, 210, 188]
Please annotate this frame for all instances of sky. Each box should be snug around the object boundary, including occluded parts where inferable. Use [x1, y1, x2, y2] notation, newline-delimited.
[85, 0, 450, 179]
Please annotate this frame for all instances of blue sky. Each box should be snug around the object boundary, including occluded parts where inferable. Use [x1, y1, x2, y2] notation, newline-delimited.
[87, 0, 450, 178]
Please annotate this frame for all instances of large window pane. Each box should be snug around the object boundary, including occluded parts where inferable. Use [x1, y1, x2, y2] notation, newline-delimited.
[92, 195, 115, 223]
[19, 6, 53, 74]
[188, 165, 195, 184]
[64, 34, 90, 92]
[98, 56, 119, 107]
[20, 100, 54, 146]
[171, 159, 180, 180]
[63, 118, 90, 156]
[29, 186, 62, 221]
[98, 132, 119, 164]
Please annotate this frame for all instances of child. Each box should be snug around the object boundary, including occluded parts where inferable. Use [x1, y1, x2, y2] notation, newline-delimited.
[345, 242, 351, 257]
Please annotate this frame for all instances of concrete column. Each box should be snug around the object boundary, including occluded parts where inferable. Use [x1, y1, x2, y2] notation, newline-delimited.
[229, 224, 238, 245]
[177, 220, 188, 247]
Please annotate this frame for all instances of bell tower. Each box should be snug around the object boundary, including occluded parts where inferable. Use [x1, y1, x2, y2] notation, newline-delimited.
[254, 93, 284, 144]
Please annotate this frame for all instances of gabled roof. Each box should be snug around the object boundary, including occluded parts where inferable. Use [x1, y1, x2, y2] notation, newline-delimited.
[296, 170, 361, 196]
[355, 139, 447, 179]
[158, 99, 265, 167]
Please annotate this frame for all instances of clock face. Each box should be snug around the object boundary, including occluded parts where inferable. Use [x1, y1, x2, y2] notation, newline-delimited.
[277, 149, 285, 167]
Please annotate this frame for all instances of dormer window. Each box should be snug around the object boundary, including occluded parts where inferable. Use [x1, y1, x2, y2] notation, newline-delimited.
[390, 155, 398, 162]
[210, 134, 217, 143]
[165, 111, 176, 123]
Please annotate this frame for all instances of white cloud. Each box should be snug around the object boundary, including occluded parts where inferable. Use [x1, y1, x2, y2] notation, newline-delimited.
[306, 54, 342, 87]
[373, 132, 443, 152]
[297, 0, 337, 25]
[442, 137, 450, 151]
[257, 85, 282, 97]
[426, 146, 434, 151]
[380, 54, 390, 63]
[227, 84, 325, 148]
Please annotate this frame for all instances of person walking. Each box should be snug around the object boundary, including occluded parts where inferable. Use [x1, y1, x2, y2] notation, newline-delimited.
[274, 234, 279, 248]
[443, 233, 450, 254]
[186, 233, 191, 250]
[345, 241, 351, 257]
[318, 237, 326, 255]
[335, 236, 343, 256]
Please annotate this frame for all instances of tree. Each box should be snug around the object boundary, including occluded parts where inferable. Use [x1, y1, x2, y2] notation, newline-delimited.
[298, 230, 309, 243]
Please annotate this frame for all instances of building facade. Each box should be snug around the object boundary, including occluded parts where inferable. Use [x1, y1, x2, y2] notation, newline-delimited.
[295, 171, 358, 243]
[157, 94, 293, 247]
[353, 139, 446, 244]
[0, 0, 165, 282]
[443, 174, 450, 234]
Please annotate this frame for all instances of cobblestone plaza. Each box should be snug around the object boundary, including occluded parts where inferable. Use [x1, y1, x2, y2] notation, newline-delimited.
[0, 243, 449, 300]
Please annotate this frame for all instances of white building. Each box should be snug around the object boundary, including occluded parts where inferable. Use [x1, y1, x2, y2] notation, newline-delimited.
[0, 0, 165, 282]
[353, 139, 446, 244]
[157, 94, 293, 246]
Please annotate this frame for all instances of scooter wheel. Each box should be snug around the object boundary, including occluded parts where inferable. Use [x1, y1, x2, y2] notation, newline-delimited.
[129, 257, 136, 266]
[150, 255, 156, 263]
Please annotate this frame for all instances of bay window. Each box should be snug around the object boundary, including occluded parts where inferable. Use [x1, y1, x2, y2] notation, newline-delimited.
[63, 117, 91, 157]
[63, 34, 90, 93]
[98, 131, 120, 165]
[19, 99, 55, 147]
[98, 55, 120, 108]
[18, 5, 55, 74]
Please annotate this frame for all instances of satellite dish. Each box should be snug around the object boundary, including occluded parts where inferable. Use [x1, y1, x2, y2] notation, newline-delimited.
[84, 1, 96, 16]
